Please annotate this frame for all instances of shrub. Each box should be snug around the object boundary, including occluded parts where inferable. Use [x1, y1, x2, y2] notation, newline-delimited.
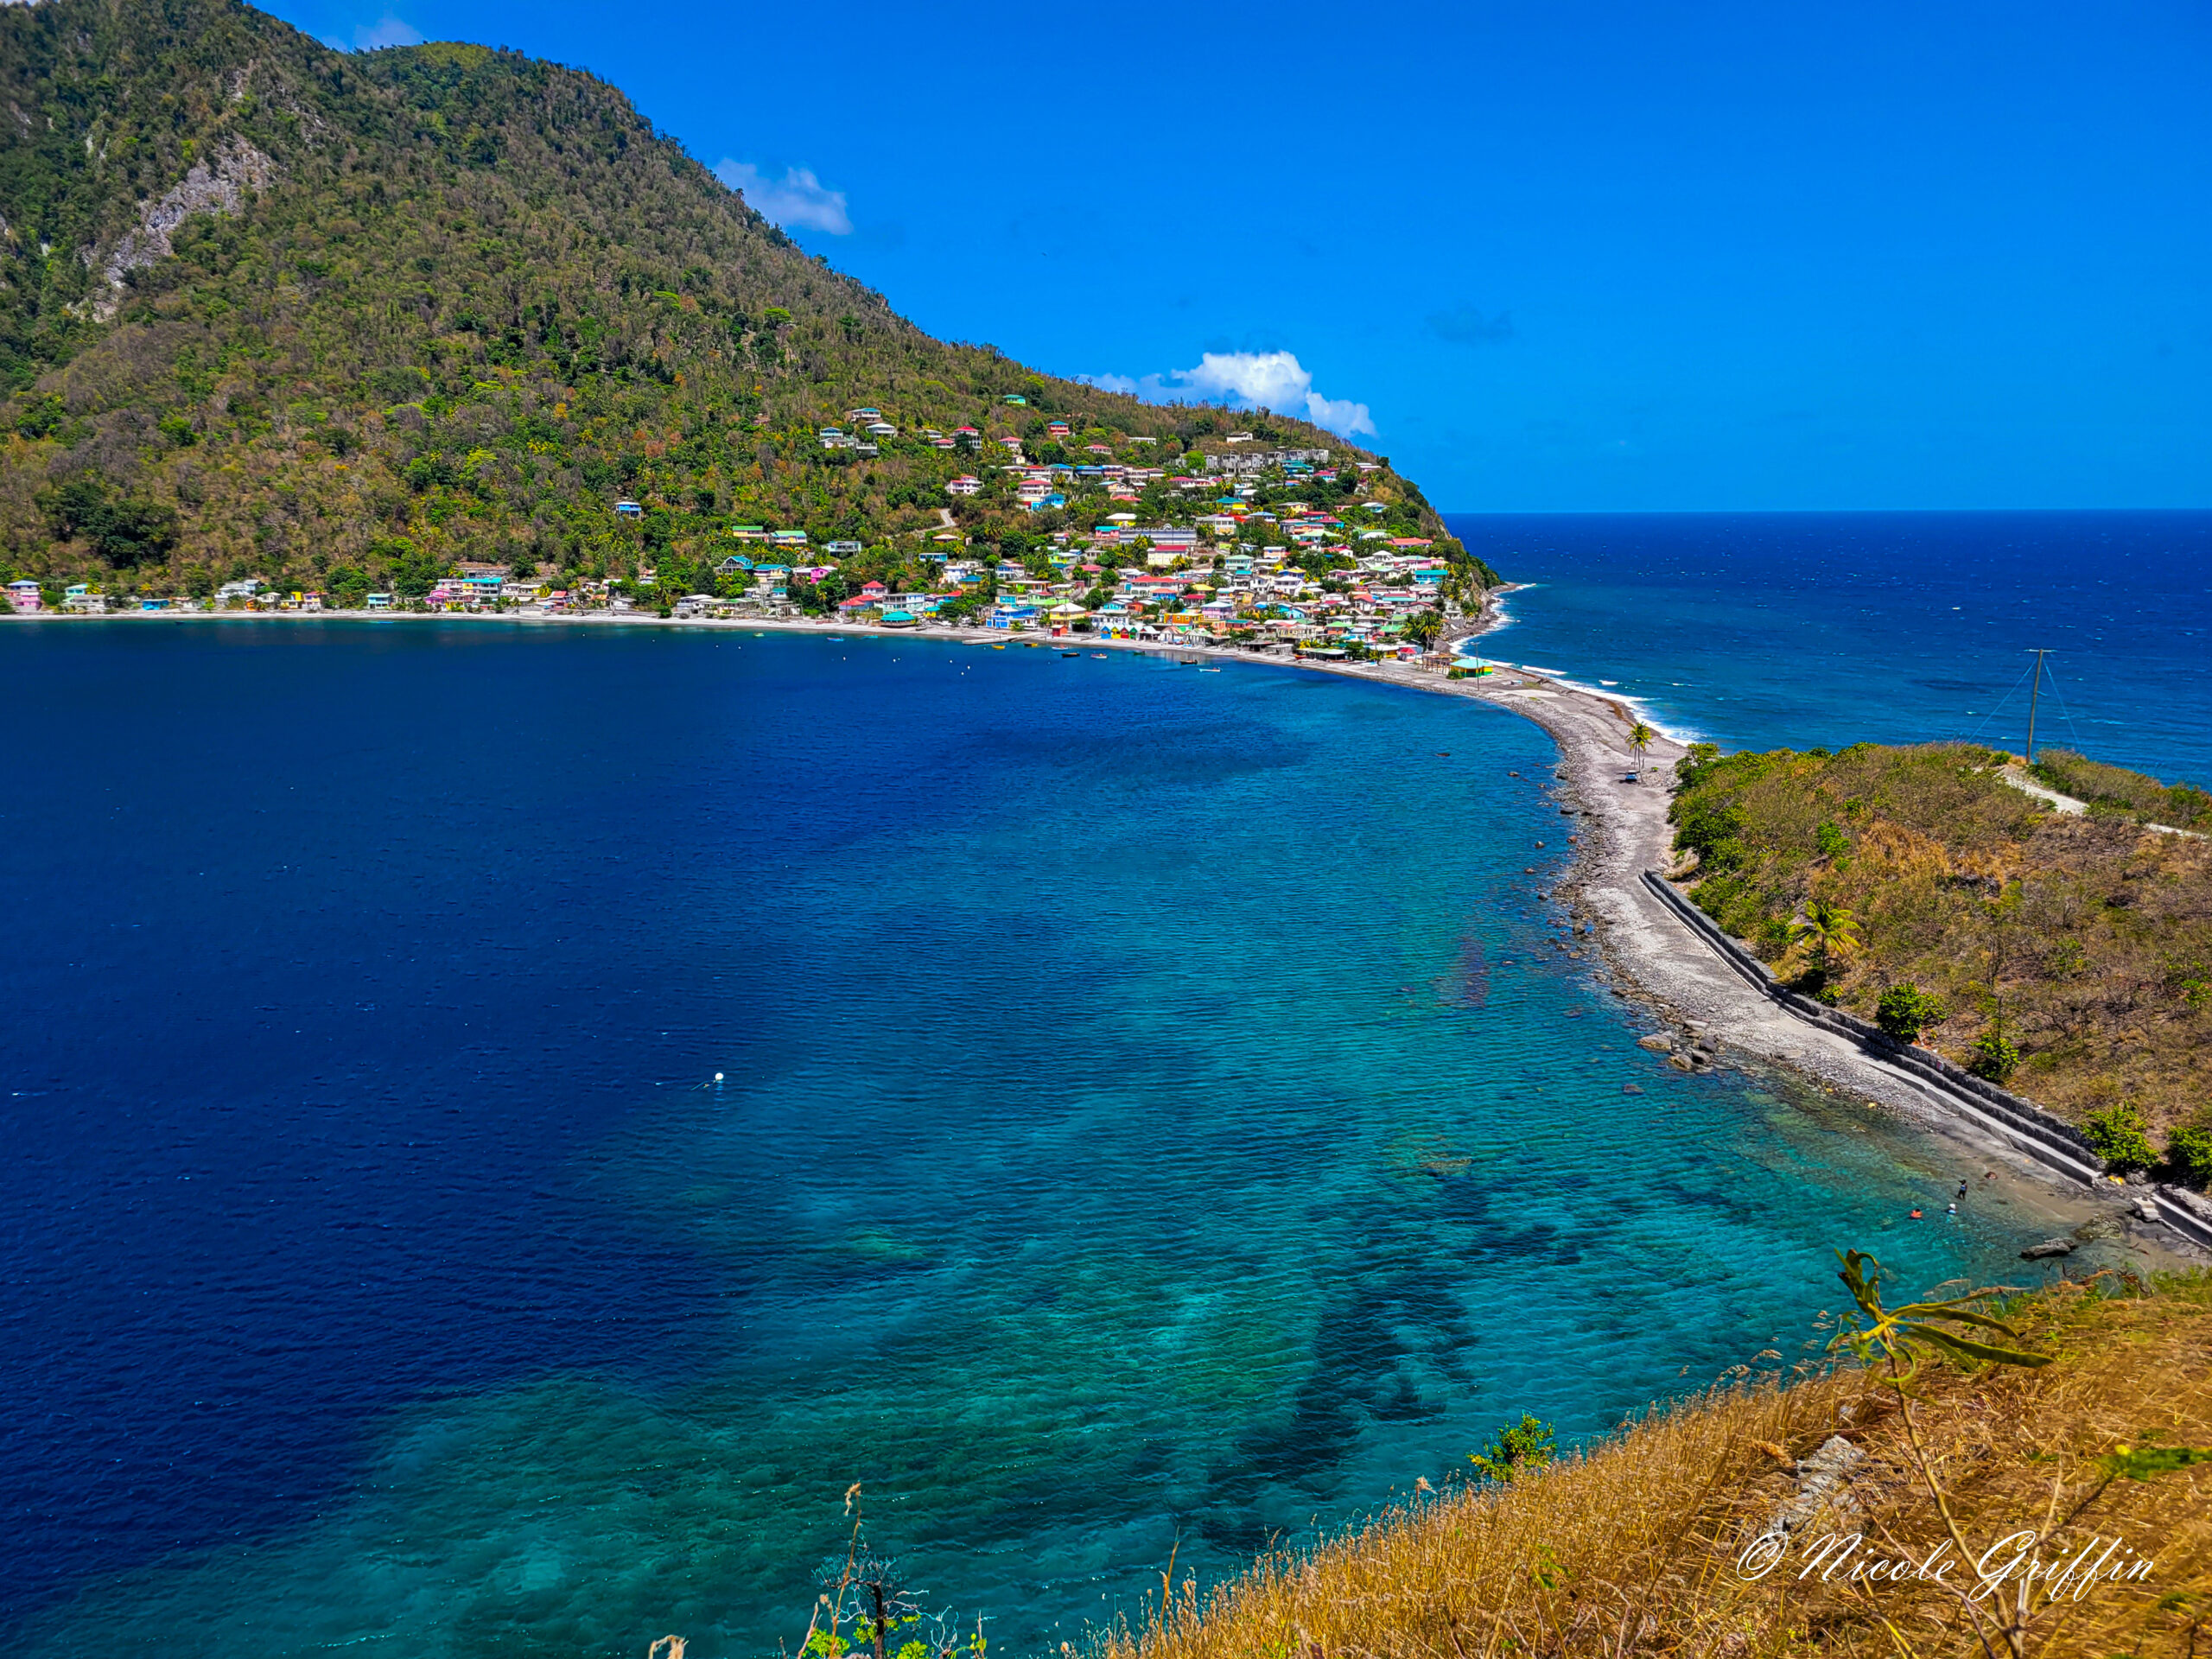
[1967, 1028, 2019, 1084]
[1469, 1414, 1555, 1484]
[2083, 1102, 2157, 1172]
[1815, 819, 1849, 858]
[2166, 1122, 2212, 1185]
[1875, 984, 1946, 1044]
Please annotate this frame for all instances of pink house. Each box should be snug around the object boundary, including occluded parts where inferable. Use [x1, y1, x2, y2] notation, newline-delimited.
[6, 580, 41, 613]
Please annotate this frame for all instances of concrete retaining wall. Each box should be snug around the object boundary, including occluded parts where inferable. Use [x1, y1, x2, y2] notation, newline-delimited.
[1640, 869, 2212, 1252]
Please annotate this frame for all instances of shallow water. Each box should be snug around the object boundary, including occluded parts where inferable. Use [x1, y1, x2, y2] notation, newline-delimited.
[1446, 510, 2212, 783]
[0, 622, 2117, 1655]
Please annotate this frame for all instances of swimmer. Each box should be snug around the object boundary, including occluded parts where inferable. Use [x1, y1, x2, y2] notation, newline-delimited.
[1910, 1208, 1924, 1220]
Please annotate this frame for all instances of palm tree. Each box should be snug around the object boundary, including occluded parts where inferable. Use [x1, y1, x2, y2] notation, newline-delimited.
[1629, 721, 1656, 752]
[1791, 899, 1862, 973]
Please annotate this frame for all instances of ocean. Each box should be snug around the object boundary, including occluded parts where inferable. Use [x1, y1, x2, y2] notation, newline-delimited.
[1446, 511, 2212, 785]
[0, 567, 2179, 1656]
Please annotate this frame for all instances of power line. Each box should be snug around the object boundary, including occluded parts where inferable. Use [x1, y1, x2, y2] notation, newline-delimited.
[1966, 658, 2039, 748]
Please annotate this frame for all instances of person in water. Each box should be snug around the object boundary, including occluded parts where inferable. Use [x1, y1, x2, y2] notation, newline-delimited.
[1910, 1208, 1924, 1220]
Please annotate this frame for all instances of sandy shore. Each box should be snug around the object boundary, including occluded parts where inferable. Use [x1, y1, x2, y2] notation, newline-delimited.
[22, 601, 2198, 1256]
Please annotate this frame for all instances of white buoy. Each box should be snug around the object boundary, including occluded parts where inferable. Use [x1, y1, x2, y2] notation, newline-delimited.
[715, 1072, 725, 1082]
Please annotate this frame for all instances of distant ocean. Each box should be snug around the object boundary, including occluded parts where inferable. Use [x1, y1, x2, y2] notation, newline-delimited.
[0, 606, 2172, 1656]
[1446, 511, 2212, 785]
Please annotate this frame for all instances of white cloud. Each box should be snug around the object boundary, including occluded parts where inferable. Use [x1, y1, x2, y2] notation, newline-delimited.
[350, 14, 424, 48]
[1181, 350, 1315, 412]
[1303, 391, 1378, 439]
[713, 160, 852, 236]
[1077, 349, 1376, 440]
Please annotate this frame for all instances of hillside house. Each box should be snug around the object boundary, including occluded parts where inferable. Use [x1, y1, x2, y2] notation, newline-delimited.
[7, 580, 41, 613]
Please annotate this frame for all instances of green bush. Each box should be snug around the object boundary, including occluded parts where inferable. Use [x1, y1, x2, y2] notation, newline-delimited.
[2165, 1122, 2212, 1185]
[2083, 1103, 2158, 1173]
[1875, 984, 1946, 1044]
[1967, 1028, 2019, 1084]
[1469, 1414, 1556, 1484]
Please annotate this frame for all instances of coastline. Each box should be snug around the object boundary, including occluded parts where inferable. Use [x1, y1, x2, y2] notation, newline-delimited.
[15, 597, 2202, 1256]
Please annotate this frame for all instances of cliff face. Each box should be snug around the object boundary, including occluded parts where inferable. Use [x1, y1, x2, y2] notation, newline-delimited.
[1, 0, 1467, 599]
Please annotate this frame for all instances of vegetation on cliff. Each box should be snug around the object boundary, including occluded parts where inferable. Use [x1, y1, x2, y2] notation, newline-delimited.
[0, 0, 1483, 604]
[1669, 741, 2212, 1176]
[1101, 1268, 2209, 1659]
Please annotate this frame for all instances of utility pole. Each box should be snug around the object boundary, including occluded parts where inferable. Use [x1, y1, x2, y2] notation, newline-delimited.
[2024, 648, 2049, 766]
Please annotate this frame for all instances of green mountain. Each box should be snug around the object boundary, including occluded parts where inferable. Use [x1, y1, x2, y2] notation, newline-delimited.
[0, 0, 1488, 605]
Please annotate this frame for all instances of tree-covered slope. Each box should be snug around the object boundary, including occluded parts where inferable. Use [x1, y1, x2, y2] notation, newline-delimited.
[0, 0, 1481, 601]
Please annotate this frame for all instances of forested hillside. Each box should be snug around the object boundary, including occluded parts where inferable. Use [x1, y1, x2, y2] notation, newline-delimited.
[0, 0, 1480, 602]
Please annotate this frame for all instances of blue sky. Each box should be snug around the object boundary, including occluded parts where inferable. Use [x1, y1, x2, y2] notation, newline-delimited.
[272, 0, 2209, 512]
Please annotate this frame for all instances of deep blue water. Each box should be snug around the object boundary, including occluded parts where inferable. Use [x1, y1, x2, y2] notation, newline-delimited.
[0, 617, 2135, 1656]
[1446, 511, 2212, 784]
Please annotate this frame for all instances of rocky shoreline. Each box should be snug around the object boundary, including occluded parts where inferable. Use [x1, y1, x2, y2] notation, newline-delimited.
[1429, 594, 2208, 1262]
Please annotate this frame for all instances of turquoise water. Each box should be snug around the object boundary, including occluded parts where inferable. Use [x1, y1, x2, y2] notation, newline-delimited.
[1447, 511, 2212, 782]
[1, 622, 2112, 1656]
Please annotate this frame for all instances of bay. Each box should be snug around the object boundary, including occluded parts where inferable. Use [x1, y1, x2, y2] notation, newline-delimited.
[0, 620, 2113, 1655]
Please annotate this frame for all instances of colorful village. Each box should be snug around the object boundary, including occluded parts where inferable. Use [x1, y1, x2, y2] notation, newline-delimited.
[9, 400, 1497, 661]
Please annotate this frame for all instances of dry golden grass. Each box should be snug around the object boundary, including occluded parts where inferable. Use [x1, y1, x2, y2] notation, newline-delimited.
[1100, 1274, 2211, 1659]
[1671, 743, 2212, 1141]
